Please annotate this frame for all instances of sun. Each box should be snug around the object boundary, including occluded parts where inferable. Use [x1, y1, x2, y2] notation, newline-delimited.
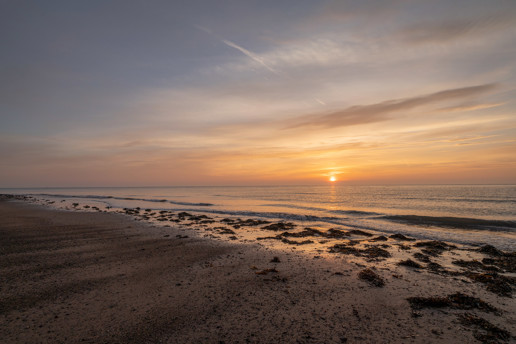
[329, 176, 337, 182]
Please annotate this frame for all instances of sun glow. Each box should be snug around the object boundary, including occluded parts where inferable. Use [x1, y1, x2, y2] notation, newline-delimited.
[329, 176, 337, 182]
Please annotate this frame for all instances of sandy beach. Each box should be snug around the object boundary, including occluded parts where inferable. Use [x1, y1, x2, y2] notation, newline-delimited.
[1, 197, 514, 343]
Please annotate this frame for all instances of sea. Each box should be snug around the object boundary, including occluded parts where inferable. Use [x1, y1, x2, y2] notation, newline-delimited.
[2, 185, 515, 251]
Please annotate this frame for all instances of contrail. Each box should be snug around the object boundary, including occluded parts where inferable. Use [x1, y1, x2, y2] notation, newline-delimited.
[196, 25, 279, 75]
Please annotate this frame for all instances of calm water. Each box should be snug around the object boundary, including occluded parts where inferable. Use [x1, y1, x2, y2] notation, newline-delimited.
[2, 185, 516, 250]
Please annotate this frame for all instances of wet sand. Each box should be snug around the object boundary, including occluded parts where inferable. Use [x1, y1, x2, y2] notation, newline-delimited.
[1, 198, 514, 343]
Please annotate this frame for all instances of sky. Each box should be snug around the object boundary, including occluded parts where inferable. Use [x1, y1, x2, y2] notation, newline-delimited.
[1, 0, 516, 187]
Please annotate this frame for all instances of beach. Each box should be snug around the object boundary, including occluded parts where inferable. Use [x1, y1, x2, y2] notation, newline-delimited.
[1, 197, 514, 343]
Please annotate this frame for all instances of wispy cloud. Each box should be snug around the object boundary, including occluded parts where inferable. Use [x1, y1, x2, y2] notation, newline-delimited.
[437, 102, 504, 113]
[220, 39, 279, 75]
[196, 25, 279, 75]
[285, 83, 498, 129]
[398, 12, 516, 45]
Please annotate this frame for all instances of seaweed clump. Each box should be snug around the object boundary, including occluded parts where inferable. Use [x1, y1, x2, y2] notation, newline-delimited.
[458, 313, 511, 343]
[389, 233, 415, 241]
[413, 252, 431, 263]
[414, 240, 456, 256]
[329, 244, 391, 259]
[347, 229, 373, 237]
[407, 292, 498, 313]
[466, 272, 515, 297]
[398, 259, 423, 269]
[358, 268, 385, 287]
[262, 222, 296, 231]
[369, 235, 388, 242]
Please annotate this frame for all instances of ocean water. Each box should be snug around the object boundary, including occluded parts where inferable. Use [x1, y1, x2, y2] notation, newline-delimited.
[2, 185, 516, 250]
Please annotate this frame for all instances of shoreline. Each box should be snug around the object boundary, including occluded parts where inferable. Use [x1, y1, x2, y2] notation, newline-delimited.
[1, 198, 514, 343]
[4, 189, 516, 252]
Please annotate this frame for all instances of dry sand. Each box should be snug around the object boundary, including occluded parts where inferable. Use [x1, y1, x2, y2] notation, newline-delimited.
[1, 198, 514, 343]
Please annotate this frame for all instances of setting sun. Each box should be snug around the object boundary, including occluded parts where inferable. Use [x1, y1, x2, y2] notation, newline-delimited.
[329, 176, 337, 182]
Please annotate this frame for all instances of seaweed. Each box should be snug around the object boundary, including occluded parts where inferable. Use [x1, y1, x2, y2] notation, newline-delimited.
[255, 268, 278, 275]
[465, 272, 514, 297]
[414, 240, 456, 256]
[478, 245, 504, 256]
[358, 268, 385, 287]
[218, 228, 236, 235]
[398, 259, 423, 269]
[389, 233, 415, 241]
[281, 228, 324, 238]
[413, 252, 431, 263]
[262, 222, 296, 231]
[281, 238, 314, 245]
[324, 228, 349, 238]
[329, 244, 390, 259]
[369, 235, 388, 242]
[482, 256, 516, 273]
[347, 229, 373, 237]
[453, 259, 501, 272]
[407, 292, 498, 313]
[458, 313, 511, 343]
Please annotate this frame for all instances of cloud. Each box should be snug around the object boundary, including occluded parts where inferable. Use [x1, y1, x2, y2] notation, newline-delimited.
[220, 39, 279, 75]
[437, 102, 504, 113]
[398, 12, 516, 45]
[285, 83, 498, 129]
[196, 25, 279, 75]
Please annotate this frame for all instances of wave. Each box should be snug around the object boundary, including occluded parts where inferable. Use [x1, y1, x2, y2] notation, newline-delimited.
[30, 193, 214, 207]
[259, 203, 379, 217]
[330, 209, 380, 216]
[400, 197, 516, 203]
[381, 215, 516, 231]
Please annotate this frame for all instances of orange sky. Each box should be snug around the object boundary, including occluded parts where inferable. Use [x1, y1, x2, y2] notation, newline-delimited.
[1, 1, 515, 187]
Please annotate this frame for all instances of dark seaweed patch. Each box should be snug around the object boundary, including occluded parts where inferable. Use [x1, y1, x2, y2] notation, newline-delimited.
[458, 313, 511, 343]
[358, 268, 385, 287]
[398, 259, 423, 269]
[407, 292, 498, 313]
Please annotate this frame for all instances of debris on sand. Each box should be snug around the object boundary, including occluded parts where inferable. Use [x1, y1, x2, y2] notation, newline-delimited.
[329, 245, 360, 255]
[361, 247, 391, 258]
[458, 313, 511, 343]
[413, 252, 431, 263]
[262, 222, 296, 231]
[270, 257, 280, 263]
[281, 238, 314, 245]
[358, 268, 385, 287]
[369, 235, 388, 242]
[255, 268, 278, 275]
[281, 227, 324, 238]
[414, 240, 456, 256]
[452, 259, 500, 272]
[426, 262, 451, 275]
[329, 244, 391, 259]
[218, 228, 236, 235]
[238, 219, 271, 226]
[398, 259, 423, 269]
[407, 292, 498, 313]
[389, 233, 415, 241]
[347, 229, 373, 237]
[324, 228, 349, 238]
[478, 244, 504, 256]
[465, 272, 514, 297]
[482, 256, 516, 273]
